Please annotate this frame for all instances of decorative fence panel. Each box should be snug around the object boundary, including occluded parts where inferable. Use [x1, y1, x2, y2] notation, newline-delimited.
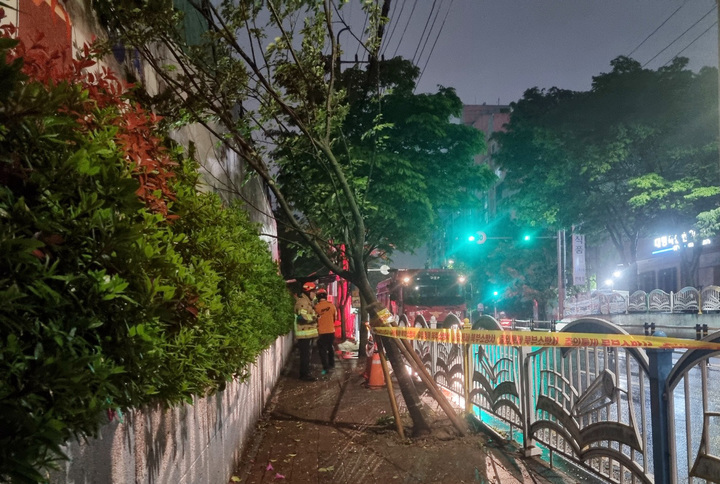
[526, 328, 653, 483]
[628, 291, 648, 313]
[701, 286, 720, 313]
[666, 332, 720, 484]
[674, 287, 700, 313]
[565, 286, 720, 317]
[469, 344, 523, 437]
[647, 290, 671, 312]
[413, 316, 720, 484]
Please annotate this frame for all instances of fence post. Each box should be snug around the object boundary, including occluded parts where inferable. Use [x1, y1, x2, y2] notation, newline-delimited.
[648, 331, 672, 484]
[520, 346, 541, 457]
[463, 343, 472, 414]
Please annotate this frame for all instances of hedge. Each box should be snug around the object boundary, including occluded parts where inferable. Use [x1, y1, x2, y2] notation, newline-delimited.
[0, 23, 293, 483]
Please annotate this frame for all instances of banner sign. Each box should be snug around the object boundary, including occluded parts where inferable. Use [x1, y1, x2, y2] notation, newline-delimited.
[572, 234, 586, 286]
[373, 326, 720, 351]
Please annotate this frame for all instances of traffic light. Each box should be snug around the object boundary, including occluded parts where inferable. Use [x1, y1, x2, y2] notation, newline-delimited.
[467, 231, 487, 244]
[521, 231, 536, 243]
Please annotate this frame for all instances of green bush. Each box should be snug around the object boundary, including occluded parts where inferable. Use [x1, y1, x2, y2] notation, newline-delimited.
[0, 33, 293, 483]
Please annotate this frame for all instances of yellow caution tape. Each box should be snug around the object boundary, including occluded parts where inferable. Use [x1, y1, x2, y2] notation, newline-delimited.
[373, 326, 720, 350]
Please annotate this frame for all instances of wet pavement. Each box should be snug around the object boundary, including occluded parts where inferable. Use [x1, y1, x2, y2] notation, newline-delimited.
[231, 347, 576, 483]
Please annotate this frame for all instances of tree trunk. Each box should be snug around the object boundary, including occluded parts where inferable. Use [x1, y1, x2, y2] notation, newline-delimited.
[359, 296, 368, 361]
[381, 335, 431, 437]
[680, 246, 703, 288]
[354, 274, 430, 435]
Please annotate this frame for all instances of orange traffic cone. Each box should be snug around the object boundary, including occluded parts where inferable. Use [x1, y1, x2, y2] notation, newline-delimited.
[366, 351, 386, 388]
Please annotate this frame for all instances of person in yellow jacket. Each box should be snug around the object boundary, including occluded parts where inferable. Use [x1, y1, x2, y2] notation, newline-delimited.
[295, 282, 319, 381]
[314, 288, 337, 376]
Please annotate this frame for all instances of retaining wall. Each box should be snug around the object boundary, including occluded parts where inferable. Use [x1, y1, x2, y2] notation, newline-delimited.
[50, 333, 293, 484]
[583, 313, 720, 339]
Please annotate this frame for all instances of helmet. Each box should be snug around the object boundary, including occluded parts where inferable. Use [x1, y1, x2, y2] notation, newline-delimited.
[316, 288, 327, 298]
[302, 282, 317, 292]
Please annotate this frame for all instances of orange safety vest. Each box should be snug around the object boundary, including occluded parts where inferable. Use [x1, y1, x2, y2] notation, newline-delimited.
[314, 299, 337, 335]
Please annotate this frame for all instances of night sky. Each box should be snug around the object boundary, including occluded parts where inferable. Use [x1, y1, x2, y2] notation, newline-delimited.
[341, 0, 719, 105]
[346, 0, 719, 269]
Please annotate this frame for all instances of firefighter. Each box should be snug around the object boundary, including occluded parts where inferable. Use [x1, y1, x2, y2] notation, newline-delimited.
[295, 282, 319, 381]
[314, 288, 337, 376]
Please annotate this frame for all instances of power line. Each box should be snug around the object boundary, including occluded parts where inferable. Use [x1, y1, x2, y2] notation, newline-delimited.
[417, 0, 454, 88]
[412, 0, 438, 65]
[392, 0, 418, 58]
[628, 1, 687, 57]
[663, 19, 718, 66]
[642, 4, 717, 68]
[355, 7, 369, 59]
[415, 0, 445, 70]
[382, 0, 406, 57]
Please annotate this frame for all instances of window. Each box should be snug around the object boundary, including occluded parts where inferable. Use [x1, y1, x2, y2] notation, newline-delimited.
[403, 271, 465, 307]
[639, 271, 655, 293]
[658, 268, 677, 293]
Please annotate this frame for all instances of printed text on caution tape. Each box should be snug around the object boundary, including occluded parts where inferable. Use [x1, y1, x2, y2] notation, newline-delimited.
[372, 327, 720, 350]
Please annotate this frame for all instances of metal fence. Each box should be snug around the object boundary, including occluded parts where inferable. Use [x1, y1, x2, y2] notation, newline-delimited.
[398, 315, 720, 484]
[565, 285, 720, 317]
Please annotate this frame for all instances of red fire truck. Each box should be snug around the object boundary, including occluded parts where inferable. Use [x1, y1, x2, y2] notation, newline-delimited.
[376, 269, 468, 328]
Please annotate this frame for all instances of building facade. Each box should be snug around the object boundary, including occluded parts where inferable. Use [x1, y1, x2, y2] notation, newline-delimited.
[428, 103, 511, 268]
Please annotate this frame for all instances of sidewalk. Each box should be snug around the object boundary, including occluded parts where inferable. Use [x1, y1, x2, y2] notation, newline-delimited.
[230, 346, 573, 483]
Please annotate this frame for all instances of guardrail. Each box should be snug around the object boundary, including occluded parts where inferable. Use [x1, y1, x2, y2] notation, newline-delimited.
[397, 314, 720, 484]
[564, 285, 720, 317]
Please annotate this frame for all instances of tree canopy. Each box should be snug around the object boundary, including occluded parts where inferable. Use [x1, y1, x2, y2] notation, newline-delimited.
[275, 57, 492, 273]
[96, 0, 491, 296]
[95, 0, 490, 436]
[493, 56, 719, 287]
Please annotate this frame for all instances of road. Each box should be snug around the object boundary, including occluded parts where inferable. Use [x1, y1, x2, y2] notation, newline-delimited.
[614, 349, 720, 480]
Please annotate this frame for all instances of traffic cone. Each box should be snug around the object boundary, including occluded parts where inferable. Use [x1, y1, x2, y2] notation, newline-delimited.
[366, 351, 386, 388]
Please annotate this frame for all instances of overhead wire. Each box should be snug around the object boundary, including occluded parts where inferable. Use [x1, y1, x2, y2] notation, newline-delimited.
[417, 0, 454, 88]
[331, 2, 373, 59]
[381, 0, 399, 55]
[628, 1, 687, 57]
[415, 0, 445, 71]
[663, 19, 718, 66]
[411, 0, 439, 65]
[392, 0, 418, 58]
[382, 0, 407, 57]
[642, 4, 717, 67]
[355, 5, 369, 59]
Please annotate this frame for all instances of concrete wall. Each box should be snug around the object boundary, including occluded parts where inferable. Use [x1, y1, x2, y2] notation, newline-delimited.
[50, 334, 293, 484]
[574, 313, 720, 339]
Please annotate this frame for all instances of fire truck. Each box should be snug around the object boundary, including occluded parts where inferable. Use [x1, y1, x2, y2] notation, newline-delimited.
[376, 269, 468, 328]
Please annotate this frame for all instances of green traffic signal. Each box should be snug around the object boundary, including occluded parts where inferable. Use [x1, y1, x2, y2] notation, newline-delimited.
[468, 235, 476, 241]
[523, 235, 531, 241]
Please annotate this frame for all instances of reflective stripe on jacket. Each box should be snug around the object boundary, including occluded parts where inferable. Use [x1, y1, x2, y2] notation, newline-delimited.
[294, 294, 318, 339]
